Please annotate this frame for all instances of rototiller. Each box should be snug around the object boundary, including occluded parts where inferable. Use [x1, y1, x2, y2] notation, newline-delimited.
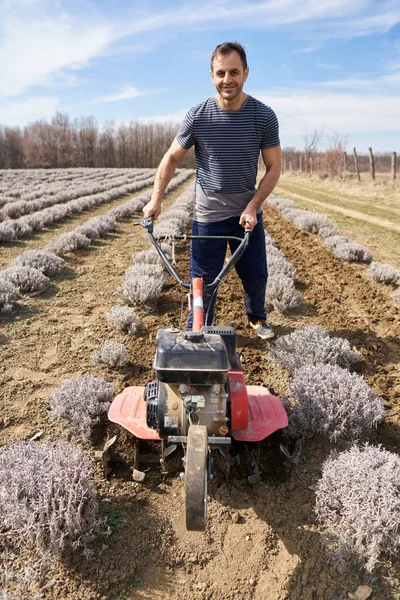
[108, 217, 288, 530]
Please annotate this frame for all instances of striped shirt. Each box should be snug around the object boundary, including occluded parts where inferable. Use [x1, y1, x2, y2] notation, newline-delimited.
[176, 95, 280, 222]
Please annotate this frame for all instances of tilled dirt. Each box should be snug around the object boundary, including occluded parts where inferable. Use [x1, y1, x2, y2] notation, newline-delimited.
[1, 190, 399, 600]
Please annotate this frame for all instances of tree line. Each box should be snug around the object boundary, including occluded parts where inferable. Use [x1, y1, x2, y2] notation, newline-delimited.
[0, 112, 195, 170]
[282, 130, 397, 180]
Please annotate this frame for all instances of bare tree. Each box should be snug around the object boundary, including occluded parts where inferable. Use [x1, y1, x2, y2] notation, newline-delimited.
[324, 133, 348, 178]
[302, 128, 324, 173]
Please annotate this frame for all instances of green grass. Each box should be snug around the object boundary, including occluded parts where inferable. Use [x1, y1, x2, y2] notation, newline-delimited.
[277, 181, 400, 224]
[273, 185, 400, 268]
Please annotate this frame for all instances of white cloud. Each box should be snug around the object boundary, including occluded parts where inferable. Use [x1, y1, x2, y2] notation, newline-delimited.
[0, 3, 115, 97]
[315, 70, 400, 91]
[254, 91, 400, 141]
[120, 0, 400, 40]
[1, 0, 399, 102]
[0, 96, 59, 126]
[93, 86, 149, 103]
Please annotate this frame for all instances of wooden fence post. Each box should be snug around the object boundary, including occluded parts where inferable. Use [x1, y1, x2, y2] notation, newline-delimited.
[391, 151, 397, 181]
[368, 147, 375, 180]
[343, 151, 348, 171]
[300, 156, 303, 172]
[353, 147, 361, 182]
[289, 160, 293, 173]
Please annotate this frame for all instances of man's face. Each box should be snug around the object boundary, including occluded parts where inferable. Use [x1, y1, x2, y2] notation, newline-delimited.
[211, 51, 249, 101]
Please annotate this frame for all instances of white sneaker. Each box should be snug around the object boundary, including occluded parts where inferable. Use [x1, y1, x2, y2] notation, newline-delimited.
[250, 321, 275, 340]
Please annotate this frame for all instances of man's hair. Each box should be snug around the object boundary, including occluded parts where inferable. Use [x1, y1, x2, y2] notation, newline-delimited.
[210, 42, 247, 71]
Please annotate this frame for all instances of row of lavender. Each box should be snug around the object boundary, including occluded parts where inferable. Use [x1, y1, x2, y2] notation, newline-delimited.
[0, 170, 194, 311]
[264, 195, 399, 572]
[0, 179, 197, 578]
[268, 194, 400, 292]
[0, 171, 161, 242]
[0, 169, 156, 218]
[0, 167, 155, 203]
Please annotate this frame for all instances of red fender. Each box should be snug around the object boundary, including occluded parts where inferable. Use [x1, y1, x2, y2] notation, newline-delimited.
[108, 386, 162, 440]
[232, 385, 288, 442]
[229, 370, 249, 431]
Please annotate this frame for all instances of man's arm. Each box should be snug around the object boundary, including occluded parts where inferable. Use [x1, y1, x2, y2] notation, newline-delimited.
[143, 138, 189, 219]
[239, 145, 282, 228]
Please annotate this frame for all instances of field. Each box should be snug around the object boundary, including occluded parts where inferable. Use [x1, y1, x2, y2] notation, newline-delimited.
[0, 169, 399, 600]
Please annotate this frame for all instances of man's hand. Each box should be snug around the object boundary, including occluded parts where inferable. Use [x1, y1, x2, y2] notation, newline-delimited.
[143, 198, 162, 220]
[239, 205, 257, 230]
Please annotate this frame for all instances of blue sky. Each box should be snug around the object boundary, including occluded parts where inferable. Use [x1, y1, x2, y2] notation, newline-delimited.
[0, 0, 399, 152]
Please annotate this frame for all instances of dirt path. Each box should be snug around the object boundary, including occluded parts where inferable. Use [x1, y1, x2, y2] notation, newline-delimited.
[1, 192, 399, 600]
[275, 186, 400, 233]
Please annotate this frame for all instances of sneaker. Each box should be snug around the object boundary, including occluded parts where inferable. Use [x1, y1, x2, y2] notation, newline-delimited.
[249, 320, 275, 340]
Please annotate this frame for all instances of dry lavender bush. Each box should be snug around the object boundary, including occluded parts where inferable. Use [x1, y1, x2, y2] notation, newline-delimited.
[269, 326, 361, 374]
[0, 442, 101, 559]
[287, 364, 385, 441]
[367, 261, 400, 284]
[48, 373, 113, 438]
[266, 273, 303, 312]
[45, 230, 92, 255]
[133, 248, 163, 267]
[106, 305, 140, 335]
[11, 250, 64, 276]
[119, 262, 165, 306]
[75, 214, 117, 240]
[2, 267, 50, 295]
[315, 444, 400, 572]
[267, 245, 296, 278]
[91, 341, 128, 367]
[0, 278, 20, 312]
[292, 212, 338, 238]
[324, 235, 373, 263]
[267, 196, 297, 212]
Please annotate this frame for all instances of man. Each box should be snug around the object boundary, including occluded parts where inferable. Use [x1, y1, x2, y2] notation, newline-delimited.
[143, 41, 281, 339]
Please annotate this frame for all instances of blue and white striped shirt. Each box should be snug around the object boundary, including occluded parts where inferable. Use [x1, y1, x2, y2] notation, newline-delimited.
[176, 95, 280, 195]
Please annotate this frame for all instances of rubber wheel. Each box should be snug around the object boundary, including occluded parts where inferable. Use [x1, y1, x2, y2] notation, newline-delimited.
[185, 425, 208, 531]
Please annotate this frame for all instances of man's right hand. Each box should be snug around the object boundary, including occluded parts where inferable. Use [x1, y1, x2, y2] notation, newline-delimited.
[143, 198, 162, 219]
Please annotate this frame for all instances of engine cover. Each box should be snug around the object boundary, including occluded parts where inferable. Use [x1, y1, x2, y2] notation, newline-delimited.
[145, 380, 228, 437]
[154, 329, 230, 385]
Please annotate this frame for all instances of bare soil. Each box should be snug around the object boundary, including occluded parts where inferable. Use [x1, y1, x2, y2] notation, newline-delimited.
[1, 182, 400, 600]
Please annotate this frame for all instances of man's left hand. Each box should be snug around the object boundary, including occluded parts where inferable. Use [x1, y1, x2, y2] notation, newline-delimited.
[239, 206, 257, 230]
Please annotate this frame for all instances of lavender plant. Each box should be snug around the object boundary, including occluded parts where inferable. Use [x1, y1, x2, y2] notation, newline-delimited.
[269, 326, 361, 373]
[315, 443, 400, 571]
[11, 250, 65, 276]
[91, 341, 128, 367]
[133, 248, 163, 267]
[267, 196, 296, 211]
[332, 241, 373, 263]
[323, 235, 351, 249]
[266, 273, 303, 312]
[106, 305, 140, 335]
[267, 246, 296, 278]
[75, 215, 117, 240]
[0, 278, 20, 312]
[287, 364, 385, 441]
[2, 267, 50, 295]
[367, 261, 400, 284]
[0, 441, 101, 558]
[45, 231, 92, 256]
[324, 235, 373, 263]
[48, 373, 113, 438]
[0, 221, 17, 242]
[292, 212, 338, 238]
[119, 263, 165, 306]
